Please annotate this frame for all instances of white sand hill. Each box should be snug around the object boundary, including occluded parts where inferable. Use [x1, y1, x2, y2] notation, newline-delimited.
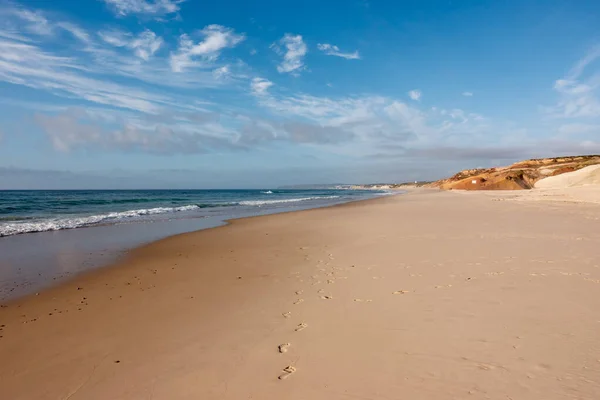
[535, 164, 600, 189]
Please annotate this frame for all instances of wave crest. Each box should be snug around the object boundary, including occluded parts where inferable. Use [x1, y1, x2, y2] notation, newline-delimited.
[0, 205, 201, 237]
[238, 196, 340, 206]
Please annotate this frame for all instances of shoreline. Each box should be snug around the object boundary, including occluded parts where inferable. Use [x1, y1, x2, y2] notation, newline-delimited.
[1, 189, 599, 399]
[0, 191, 399, 303]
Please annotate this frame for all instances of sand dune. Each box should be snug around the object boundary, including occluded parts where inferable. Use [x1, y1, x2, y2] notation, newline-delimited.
[535, 164, 600, 189]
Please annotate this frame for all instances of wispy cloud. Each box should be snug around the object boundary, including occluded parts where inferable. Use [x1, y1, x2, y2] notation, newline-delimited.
[7, 7, 89, 42]
[57, 22, 91, 43]
[408, 89, 422, 101]
[317, 43, 360, 60]
[0, 2, 243, 120]
[0, 37, 170, 113]
[273, 34, 307, 75]
[250, 77, 273, 96]
[546, 45, 600, 118]
[99, 29, 163, 61]
[170, 25, 245, 72]
[35, 108, 240, 154]
[253, 90, 490, 154]
[102, 0, 185, 17]
[462, 91, 473, 97]
[11, 8, 53, 35]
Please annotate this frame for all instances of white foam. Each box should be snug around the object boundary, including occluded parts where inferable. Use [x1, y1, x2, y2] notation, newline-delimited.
[0, 205, 201, 237]
[261, 190, 274, 194]
[239, 196, 340, 206]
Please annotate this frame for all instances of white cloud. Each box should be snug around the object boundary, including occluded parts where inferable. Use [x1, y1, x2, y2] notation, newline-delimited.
[317, 43, 360, 60]
[99, 29, 163, 61]
[102, 0, 185, 17]
[213, 65, 230, 79]
[462, 91, 473, 97]
[408, 89, 422, 101]
[250, 77, 273, 96]
[170, 25, 245, 72]
[273, 34, 307, 74]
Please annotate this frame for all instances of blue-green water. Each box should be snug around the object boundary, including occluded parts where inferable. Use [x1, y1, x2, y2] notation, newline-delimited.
[0, 189, 389, 237]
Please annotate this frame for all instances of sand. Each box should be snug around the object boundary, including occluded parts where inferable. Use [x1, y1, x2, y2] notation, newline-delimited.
[535, 165, 600, 189]
[1, 190, 600, 399]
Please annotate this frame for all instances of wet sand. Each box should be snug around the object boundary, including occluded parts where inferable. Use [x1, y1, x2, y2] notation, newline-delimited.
[1, 189, 599, 399]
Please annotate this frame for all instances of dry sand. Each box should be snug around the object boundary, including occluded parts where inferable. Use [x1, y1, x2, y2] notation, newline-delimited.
[1, 190, 600, 399]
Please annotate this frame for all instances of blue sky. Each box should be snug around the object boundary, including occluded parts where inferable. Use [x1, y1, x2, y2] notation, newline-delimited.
[1, 0, 600, 188]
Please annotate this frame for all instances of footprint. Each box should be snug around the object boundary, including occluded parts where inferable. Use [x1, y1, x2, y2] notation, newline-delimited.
[295, 322, 308, 332]
[317, 289, 325, 294]
[295, 290, 303, 295]
[278, 366, 297, 380]
[293, 299, 304, 305]
[278, 343, 291, 353]
[282, 312, 291, 318]
[392, 290, 410, 295]
[327, 279, 335, 284]
[320, 295, 333, 300]
[354, 299, 373, 302]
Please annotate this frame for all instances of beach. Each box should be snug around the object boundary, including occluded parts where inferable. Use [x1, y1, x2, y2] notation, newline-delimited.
[1, 189, 599, 399]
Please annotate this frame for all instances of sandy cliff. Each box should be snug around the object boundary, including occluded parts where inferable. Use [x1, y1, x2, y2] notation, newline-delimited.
[432, 155, 600, 190]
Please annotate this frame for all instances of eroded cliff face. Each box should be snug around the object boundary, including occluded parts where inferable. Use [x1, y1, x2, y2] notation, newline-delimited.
[431, 155, 600, 191]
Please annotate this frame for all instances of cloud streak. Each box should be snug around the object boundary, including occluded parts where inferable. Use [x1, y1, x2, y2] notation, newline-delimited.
[170, 25, 245, 72]
[317, 43, 360, 60]
[99, 29, 163, 61]
[102, 0, 185, 17]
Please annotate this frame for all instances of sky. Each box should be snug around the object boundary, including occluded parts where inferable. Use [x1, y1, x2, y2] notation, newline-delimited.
[1, 0, 600, 189]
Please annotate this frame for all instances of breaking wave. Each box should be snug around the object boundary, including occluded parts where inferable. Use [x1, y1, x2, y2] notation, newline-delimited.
[0, 205, 203, 237]
[0, 195, 343, 237]
[238, 196, 340, 206]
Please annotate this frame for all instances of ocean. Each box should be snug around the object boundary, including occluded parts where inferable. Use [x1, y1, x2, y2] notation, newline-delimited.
[0, 189, 388, 237]
[0, 189, 392, 299]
